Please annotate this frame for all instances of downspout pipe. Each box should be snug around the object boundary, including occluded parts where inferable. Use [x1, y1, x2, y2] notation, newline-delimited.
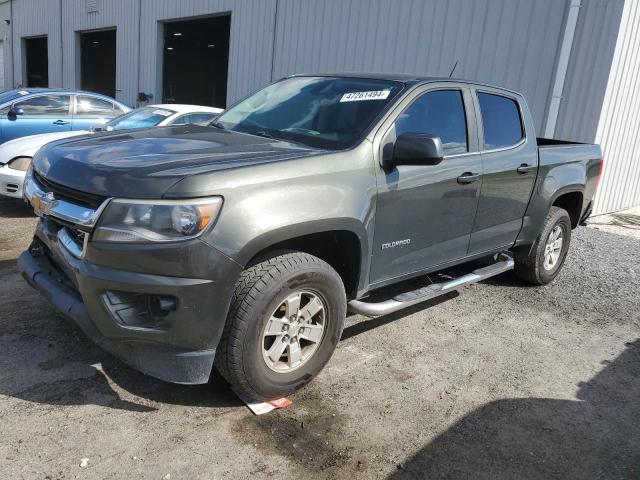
[543, 0, 582, 138]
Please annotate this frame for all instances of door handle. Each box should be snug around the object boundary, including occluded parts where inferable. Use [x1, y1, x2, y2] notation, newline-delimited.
[53, 120, 69, 126]
[457, 172, 480, 184]
[517, 163, 536, 174]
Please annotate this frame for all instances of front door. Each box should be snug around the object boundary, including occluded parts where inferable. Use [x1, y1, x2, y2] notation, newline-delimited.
[370, 87, 482, 285]
[0, 94, 72, 143]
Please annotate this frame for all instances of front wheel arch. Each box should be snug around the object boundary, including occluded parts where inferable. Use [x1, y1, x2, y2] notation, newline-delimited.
[235, 222, 367, 299]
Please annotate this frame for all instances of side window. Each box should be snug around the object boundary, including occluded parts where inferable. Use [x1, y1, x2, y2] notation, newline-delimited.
[170, 112, 217, 126]
[170, 114, 190, 126]
[16, 95, 71, 115]
[76, 96, 116, 117]
[113, 104, 125, 117]
[395, 90, 468, 155]
[187, 113, 217, 125]
[477, 92, 524, 150]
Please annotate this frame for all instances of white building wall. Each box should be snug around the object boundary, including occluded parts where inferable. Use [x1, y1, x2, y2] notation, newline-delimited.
[271, 0, 568, 133]
[592, 0, 640, 214]
[9, 0, 62, 87]
[60, 0, 141, 106]
[0, 0, 636, 213]
[0, 0, 12, 88]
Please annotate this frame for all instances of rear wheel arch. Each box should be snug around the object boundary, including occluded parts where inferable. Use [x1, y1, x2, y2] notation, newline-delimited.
[551, 190, 583, 228]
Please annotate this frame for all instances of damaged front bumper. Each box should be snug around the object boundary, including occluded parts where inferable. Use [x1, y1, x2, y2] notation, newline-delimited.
[18, 216, 241, 384]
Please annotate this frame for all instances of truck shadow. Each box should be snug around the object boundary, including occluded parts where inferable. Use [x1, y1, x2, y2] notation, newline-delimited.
[342, 292, 459, 340]
[388, 339, 640, 479]
[2, 327, 242, 413]
[0, 197, 35, 218]
[0, 261, 241, 412]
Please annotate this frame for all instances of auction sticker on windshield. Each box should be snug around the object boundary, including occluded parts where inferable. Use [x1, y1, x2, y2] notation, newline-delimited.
[340, 90, 391, 102]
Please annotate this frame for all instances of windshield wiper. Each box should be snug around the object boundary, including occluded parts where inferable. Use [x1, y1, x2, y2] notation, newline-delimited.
[253, 130, 274, 139]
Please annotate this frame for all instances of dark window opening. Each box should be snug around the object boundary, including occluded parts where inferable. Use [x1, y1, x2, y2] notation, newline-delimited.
[25, 36, 49, 87]
[80, 29, 116, 97]
[162, 15, 231, 108]
[477, 92, 524, 150]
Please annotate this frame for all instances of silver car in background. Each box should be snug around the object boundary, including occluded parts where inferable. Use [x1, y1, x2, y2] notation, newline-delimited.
[0, 104, 222, 199]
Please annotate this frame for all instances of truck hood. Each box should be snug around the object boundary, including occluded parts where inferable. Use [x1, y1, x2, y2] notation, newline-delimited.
[32, 125, 320, 198]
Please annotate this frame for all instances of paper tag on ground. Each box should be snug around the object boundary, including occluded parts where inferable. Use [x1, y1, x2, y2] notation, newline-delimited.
[233, 388, 292, 415]
[340, 90, 390, 102]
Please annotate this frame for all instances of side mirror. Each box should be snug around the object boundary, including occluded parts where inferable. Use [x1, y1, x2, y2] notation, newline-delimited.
[8, 105, 24, 119]
[390, 133, 444, 167]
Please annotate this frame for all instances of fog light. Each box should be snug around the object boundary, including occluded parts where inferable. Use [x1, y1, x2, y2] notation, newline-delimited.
[102, 291, 178, 330]
[148, 295, 177, 317]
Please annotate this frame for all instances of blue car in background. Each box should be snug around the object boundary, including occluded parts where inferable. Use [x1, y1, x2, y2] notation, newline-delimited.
[0, 88, 131, 143]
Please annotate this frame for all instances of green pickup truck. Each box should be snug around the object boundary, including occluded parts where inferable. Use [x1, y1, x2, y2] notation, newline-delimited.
[20, 74, 602, 400]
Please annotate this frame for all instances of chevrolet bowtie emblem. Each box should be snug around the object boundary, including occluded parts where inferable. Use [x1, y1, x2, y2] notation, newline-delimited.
[31, 191, 58, 216]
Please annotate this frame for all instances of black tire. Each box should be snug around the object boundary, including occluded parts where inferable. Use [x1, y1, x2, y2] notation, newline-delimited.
[214, 251, 346, 401]
[514, 206, 572, 285]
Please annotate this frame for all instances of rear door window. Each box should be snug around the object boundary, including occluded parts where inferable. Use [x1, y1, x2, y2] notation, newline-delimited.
[76, 95, 115, 117]
[477, 92, 524, 150]
[15, 95, 71, 115]
[104, 107, 175, 130]
[394, 90, 468, 155]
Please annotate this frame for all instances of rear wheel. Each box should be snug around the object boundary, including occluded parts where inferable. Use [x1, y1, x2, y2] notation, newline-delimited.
[514, 206, 572, 285]
[214, 251, 346, 401]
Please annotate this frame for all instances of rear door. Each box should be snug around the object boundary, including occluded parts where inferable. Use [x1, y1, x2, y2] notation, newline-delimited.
[467, 89, 538, 255]
[370, 84, 482, 284]
[0, 94, 72, 142]
[72, 95, 119, 130]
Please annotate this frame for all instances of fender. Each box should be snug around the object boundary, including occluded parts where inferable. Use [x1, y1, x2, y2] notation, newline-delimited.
[515, 184, 585, 252]
[233, 217, 370, 292]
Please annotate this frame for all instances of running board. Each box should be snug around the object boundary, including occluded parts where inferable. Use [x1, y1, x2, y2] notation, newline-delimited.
[348, 254, 514, 317]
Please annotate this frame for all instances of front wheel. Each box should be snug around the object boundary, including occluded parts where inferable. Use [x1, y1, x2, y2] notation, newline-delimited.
[514, 206, 572, 285]
[214, 251, 346, 401]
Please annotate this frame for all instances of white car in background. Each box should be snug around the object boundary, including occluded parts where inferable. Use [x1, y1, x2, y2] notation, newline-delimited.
[0, 104, 222, 199]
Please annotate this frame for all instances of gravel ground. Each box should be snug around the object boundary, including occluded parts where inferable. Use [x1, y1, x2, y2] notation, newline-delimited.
[1, 196, 639, 479]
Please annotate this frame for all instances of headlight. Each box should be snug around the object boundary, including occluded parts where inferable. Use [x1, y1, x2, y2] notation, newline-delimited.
[93, 197, 223, 243]
[7, 156, 32, 171]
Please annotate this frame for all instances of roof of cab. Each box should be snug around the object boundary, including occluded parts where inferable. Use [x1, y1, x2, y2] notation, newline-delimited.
[288, 72, 521, 96]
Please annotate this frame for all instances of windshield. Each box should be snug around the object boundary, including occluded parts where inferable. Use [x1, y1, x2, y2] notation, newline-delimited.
[0, 89, 32, 105]
[215, 76, 404, 149]
[104, 107, 176, 131]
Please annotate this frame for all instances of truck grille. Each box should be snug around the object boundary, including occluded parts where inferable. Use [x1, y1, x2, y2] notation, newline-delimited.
[33, 171, 106, 210]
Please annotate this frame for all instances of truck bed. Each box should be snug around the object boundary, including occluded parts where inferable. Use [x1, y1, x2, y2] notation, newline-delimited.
[536, 137, 590, 147]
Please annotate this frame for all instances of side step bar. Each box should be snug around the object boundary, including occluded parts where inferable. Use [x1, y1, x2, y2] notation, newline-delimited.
[348, 254, 514, 317]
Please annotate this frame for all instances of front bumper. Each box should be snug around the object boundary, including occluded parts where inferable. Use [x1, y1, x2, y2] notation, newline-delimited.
[0, 163, 26, 198]
[18, 217, 242, 384]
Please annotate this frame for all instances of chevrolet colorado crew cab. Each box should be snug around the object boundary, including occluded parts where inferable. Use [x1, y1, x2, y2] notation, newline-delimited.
[19, 75, 602, 400]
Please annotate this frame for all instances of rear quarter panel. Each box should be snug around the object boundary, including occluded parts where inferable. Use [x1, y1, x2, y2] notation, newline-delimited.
[516, 143, 602, 246]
